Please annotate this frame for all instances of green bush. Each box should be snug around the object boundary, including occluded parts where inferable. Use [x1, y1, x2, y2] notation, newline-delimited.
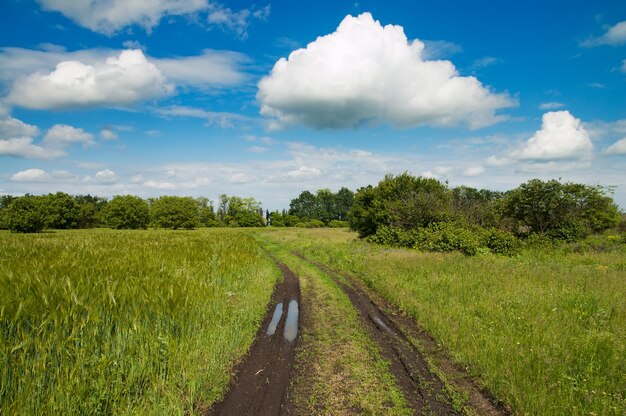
[308, 219, 325, 228]
[328, 220, 349, 228]
[415, 222, 482, 256]
[5, 196, 47, 233]
[484, 229, 520, 256]
[102, 195, 149, 229]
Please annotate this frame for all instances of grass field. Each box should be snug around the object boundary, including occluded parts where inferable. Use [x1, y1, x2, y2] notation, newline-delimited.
[2, 227, 625, 415]
[0, 229, 279, 415]
[258, 228, 626, 415]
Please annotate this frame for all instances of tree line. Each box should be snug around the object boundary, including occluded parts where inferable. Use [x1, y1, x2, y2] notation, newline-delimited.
[0, 193, 265, 232]
[348, 174, 623, 255]
[1, 175, 623, 256]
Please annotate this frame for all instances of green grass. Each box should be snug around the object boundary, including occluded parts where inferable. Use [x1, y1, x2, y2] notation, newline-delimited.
[256, 233, 411, 415]
[0, 229, 279, 415]
[260, 228, 626, 415]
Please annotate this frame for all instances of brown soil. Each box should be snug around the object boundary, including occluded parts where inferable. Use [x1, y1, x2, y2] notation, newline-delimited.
[207, 260, 300, 416]
[295, 252, 509, 416]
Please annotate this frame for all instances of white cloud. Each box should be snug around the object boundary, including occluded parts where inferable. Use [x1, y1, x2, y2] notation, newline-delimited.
[153, 49, 248, 86]
[144, 180, 177, 190]
[7, 50, 173, 109]
[100, 129, 118, 140]
[463, 165, 485, 176]
[512, 111, 593, 161]
[95, 169, 118, 183]
[485, 155, 510, 167]
[248, 146, 268, 153]
[582, 21, 626, 47]
[207, 4, 270, 39]
[605, 137, 626, 155]
[156, 105, 254, 128]
[421, 40, 462, 59]
[11, 168, 52, 182]
[44, 124, 95, 148]
[470, 56, 500, 70]
[0, 137, 66, 159]
[230, 173, 252, 184]
[257, 13, 514, 130]
[0, 116, 40, 138]
[37, 0, 209, 35]
[539, 102, 565, 110]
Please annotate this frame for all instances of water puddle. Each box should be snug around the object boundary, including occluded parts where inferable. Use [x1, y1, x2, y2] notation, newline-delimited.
[283, 300, 299, 342]
[266, 303, 283, 336]
[372, 315, 392, 333]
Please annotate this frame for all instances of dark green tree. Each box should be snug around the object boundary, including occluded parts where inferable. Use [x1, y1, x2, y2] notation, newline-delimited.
[348, 173, 452, 238]
[504, 179, 620, 239]
[101, 195, 149, 229]
[44, 192, 78, 229]
[5, 195, 47, 233]
[150, 196, 199, 229]
[289, 191, 316, 219]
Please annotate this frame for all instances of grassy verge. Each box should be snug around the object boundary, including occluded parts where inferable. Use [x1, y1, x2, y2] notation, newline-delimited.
[255, 232, 411, 415]
[0, 228, 279, 415]
[259, 228, 626, 415]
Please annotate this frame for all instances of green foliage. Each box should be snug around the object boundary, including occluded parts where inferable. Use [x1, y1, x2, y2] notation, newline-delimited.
[349, 173, 452, 238]
[289, 187, 354, 223]
[414, 222, 483, 256]
[504, 179, 621, 238]
[484, 228, 520, 256]
[4, 196, 47, 233]
[217, 195, 264, 227]
[102, 195, 150, 229]
[328, 219, 349, 228]
[44, 192, 78, 229]
[150, 196, 199, 229]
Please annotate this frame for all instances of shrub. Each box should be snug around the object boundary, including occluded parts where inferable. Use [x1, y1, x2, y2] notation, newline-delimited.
[150, 196, 198, 229]
[329, 220, 349, 228]
[102, 195, 149, 229]
[484, 229, 520, 256]
[415, 222, 482, 256]
[5, 196, 47, 233]
[308, 219, 325, 228]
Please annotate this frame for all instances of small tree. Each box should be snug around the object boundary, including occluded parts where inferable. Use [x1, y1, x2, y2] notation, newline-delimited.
[5, 195, 47, 233]
[102, 195, 149, 229]
[45, 192, 78, 229]
[150, 196, 199, 229]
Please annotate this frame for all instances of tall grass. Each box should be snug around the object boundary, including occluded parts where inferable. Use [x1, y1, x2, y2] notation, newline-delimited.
[260, 228, 626, 415]
[0, 229, 278, 415]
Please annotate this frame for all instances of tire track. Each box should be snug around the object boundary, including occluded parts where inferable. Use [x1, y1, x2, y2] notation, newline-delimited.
[208, 260, 300, 416]
[294, 252, 507, 416]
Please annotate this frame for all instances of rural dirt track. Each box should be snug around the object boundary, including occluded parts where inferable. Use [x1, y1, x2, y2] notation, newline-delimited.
[208, 260, 300, 416]
[295, 252, 508, 416]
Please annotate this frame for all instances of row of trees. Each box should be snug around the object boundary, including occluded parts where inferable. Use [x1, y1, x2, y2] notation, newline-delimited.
[348, 174, 622, 253]
[0, 193, 265, 232]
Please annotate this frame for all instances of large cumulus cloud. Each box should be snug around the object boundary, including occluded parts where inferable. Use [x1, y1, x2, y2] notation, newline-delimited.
[257, 13, 515, 130]
[7, 50, 173, 110]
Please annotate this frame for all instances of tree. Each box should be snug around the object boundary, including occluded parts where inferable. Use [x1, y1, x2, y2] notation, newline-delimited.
[196, 197, 218, 227]
[335, 187, 354, 220]
[44, 192, 78, 229]
[452, 186, 503, 227]
[348, 173, 452, 238]
[150, 196, 199, 229]
[289, 191, 316, 219]
[504, 179, 620, 239]
[73, 195, 108, 228]
[101, 195, 149, 229]
[217, 195, 265, 227]
[5, 195, 47, 233]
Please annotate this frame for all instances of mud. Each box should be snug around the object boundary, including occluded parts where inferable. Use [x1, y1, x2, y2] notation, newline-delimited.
[208, 260, 300, 416]
[295, 252, 508, 416]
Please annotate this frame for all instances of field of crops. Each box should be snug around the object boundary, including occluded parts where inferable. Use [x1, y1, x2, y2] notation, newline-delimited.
[260, 228, 626, 415]
[0, 229, 279, 415]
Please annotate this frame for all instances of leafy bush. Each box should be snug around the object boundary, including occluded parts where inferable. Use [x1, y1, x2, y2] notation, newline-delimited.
[5, 196, 47, 233]
[150, 196, 198, 229]
[484, 229, 520, 256]
[415, 222, 483, 256]
[328, 220, 349, 228]
[366, 225, 420, 247]
[102, 195, 150, 229]
[308, 219, 325, 228]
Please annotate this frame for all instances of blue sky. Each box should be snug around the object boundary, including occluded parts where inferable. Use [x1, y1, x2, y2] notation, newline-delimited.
[0, 0, 625, 210]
